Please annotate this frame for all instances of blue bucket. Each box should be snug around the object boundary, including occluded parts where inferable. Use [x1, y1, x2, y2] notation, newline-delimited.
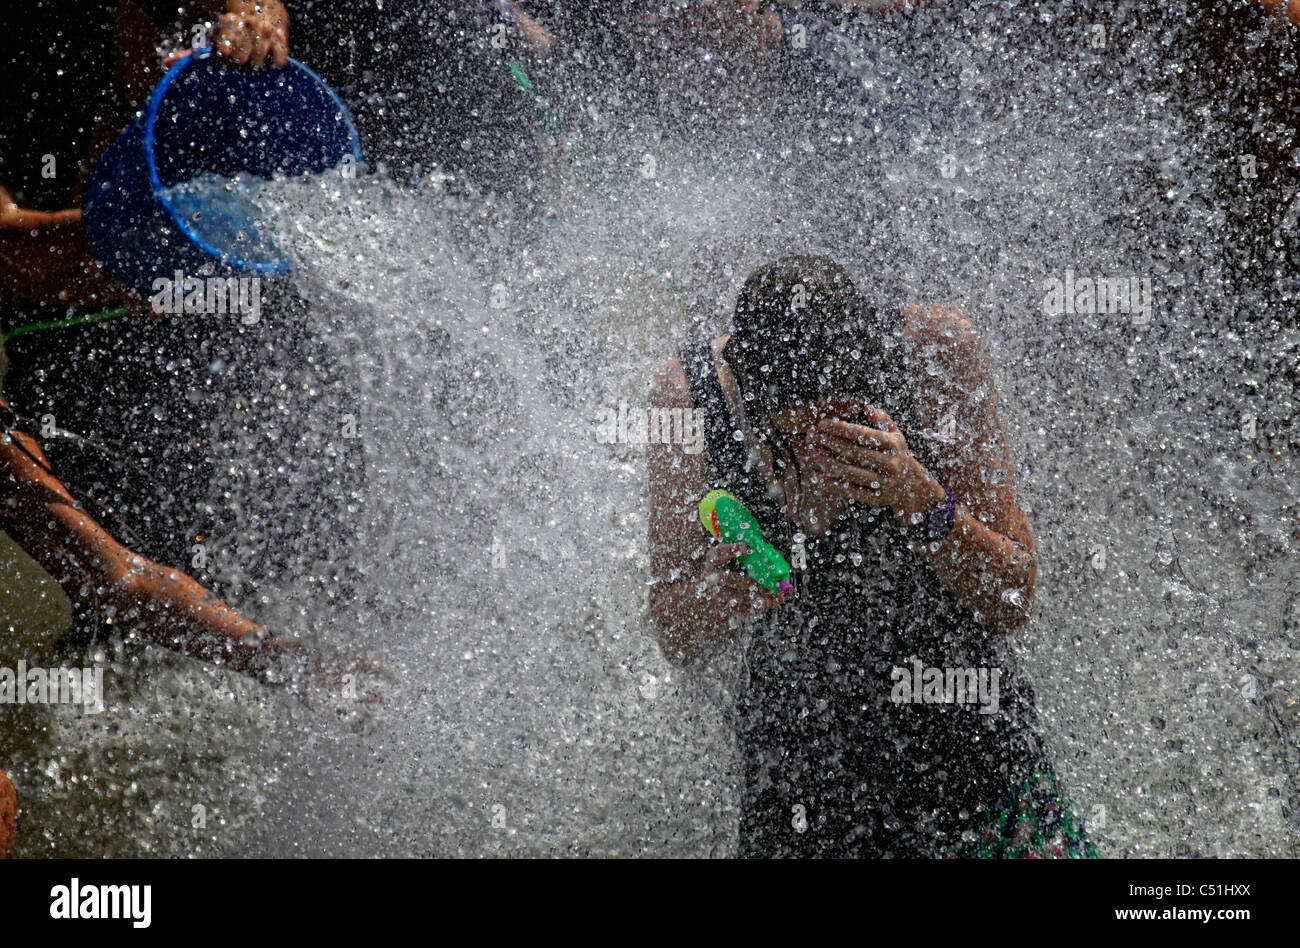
[82, 48, 362, 296]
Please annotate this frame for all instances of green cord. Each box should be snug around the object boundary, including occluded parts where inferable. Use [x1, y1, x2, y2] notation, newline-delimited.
[506, 59, 611, 197]
[505, 59, 692, 310]
[2, 305, 130, 342]
[507, 61, 564, 138]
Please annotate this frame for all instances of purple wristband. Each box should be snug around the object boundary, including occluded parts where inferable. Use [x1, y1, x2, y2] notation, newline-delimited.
[909, 485, 956, 543]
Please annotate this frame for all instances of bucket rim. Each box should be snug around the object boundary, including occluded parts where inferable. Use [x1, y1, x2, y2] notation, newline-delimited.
[141, 47, 363, 276]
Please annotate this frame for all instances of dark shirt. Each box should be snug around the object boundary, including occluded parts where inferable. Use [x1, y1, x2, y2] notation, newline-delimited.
[0, 1, 185, 209]
[292, 0, 540, 197]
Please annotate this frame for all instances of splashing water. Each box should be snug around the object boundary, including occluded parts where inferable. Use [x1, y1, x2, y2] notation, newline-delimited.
[161, 172, 286, 264]
[10, 0, 1300, 857]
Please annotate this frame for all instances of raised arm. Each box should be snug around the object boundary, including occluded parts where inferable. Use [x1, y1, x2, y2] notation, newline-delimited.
[901, 304, 1036, 634]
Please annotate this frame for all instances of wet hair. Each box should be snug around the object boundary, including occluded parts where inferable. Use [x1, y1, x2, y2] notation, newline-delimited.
[721, 255, 908, 482]
[723, 255, 903, 422]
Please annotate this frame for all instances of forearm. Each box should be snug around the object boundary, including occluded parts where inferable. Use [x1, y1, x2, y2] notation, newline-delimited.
[913, 501, 1034, 634]
[19, 496, 279, 675]
[0, 200, 81, 232]
[0, 429, 280, 680]
[650, 560, 780, 665]
[650, 576, 735, 666]
[100, 548, 276, 677]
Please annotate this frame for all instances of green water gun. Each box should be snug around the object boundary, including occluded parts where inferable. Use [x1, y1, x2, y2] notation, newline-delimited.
[698, 489, 795, 601]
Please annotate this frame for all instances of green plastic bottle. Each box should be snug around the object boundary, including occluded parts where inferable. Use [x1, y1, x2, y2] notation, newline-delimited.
[698, 489, 795, 601]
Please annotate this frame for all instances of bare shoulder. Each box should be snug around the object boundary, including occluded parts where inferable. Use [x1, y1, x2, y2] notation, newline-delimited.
[653, 336, 725, 404]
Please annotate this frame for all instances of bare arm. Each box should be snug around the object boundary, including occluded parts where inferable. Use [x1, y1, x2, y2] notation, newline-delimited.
[0, 187, 81, 232]
[0, 411, 291, 680]
[648, 357, 781, 666]
[901, 305, 1036, 634]
[1257, 0, 1300, 26]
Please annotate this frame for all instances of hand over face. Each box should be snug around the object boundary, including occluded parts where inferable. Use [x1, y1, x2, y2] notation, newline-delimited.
[810, 400, 946, 518]
[779, 396, 946, 521]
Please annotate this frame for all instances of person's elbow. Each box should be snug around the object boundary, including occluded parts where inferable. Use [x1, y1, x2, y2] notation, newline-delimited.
[649, 584, 701, 667]
[994, 555, 1036, 635]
